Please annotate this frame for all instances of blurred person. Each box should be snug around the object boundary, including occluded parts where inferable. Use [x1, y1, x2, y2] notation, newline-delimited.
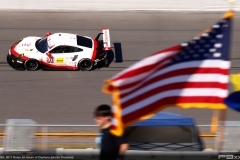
[94, 104, 129, 160]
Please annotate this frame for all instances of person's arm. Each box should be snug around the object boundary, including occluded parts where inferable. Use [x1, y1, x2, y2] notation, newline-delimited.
[119, 143, 129, 155]
[117, 139, 129, 160]
[111, 130, 129, 160]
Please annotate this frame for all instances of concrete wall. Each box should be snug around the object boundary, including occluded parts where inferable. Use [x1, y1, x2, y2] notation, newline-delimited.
[0, 0, 239, 11]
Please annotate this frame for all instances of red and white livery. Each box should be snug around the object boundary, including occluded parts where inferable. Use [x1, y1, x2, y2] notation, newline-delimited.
[7, 29, 112, 71]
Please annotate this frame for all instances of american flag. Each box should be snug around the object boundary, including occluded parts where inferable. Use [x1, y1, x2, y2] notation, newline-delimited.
[103, 11, 234, 136]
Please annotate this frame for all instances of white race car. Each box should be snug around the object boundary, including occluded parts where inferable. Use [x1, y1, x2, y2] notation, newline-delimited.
[7, 28, 113, 71]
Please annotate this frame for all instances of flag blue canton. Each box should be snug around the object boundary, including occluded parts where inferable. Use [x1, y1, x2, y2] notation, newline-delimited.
[168, 18, 232, 66]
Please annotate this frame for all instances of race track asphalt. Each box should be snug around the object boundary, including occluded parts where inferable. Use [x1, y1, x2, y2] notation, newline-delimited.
[0, 11, 240, 126]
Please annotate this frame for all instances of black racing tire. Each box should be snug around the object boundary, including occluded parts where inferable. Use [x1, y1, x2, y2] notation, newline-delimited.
[24, 59, 39, 71]
[104, 59, 109, 67]
[78, 58, 93, 71]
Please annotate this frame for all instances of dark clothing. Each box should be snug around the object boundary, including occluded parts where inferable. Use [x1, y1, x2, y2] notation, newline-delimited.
[98, 127, 127, 160]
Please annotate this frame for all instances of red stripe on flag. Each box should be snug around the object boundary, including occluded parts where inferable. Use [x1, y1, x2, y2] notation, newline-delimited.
[111, 125, 117, 130]
[177, 96, 226, 103]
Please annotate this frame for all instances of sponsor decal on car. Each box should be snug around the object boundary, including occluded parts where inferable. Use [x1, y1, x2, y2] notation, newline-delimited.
[22, 43, 31, 47]
[67, 61, 77, 66]
[47, 56, 54, 63]
[56, 58, 64, 64]
[68, 61, 73, 65]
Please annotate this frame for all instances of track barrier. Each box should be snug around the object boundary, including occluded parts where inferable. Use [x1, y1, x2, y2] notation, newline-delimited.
[0, 132, 216, 138]
[0, 122, 239, 151]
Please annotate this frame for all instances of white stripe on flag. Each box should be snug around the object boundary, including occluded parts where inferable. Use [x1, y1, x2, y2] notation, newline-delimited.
[122, 88, 228, 116]
[111, 118, 118, 126]
[120, 74, 228, 103]
[111, 105, 117, 113]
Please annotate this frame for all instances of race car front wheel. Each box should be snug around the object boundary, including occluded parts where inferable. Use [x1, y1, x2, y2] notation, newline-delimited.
[24, 59, 39, 71]
[78, 59, 93, 71]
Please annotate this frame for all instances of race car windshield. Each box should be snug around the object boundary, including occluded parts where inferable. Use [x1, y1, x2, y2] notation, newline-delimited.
[35, 38, 49, 53]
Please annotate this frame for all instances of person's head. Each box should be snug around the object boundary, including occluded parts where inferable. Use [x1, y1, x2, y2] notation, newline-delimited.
[94, 104, 112, 126]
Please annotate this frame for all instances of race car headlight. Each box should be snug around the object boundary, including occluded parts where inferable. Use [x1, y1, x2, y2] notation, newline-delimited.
[17, 53, 24, 58]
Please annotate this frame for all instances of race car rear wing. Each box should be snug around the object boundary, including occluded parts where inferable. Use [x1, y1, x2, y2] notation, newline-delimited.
[95, 28, 123, 62]
[95, 28, 111, 51]
[101, 28, 111, 51]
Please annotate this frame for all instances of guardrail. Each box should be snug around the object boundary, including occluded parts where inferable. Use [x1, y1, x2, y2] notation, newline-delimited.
[0, 124, 223, 127]
[0, 124, 99, 127]
[0, 132, 98, 138]
[0, 132, 216, 138]
[0, 124, 217, 137]
[0, 124, 218, 139]
[0, 124, 218, 150]
[0, 124, 238, 150]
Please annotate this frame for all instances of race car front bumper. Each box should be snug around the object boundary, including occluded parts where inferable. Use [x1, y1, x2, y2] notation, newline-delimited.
[7, 51, 25, 70]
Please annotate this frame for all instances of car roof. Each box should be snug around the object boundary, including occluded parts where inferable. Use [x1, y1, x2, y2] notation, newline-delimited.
[47, 33, 93, 48]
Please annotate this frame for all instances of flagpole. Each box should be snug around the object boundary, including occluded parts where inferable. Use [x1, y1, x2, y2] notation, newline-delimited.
[217, 109, 227, 151]
[211, 110, 219, 133]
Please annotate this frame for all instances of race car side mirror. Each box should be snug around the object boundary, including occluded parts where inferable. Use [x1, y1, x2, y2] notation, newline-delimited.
[46, 52, 52, 57]
[46, 32, 51, 37]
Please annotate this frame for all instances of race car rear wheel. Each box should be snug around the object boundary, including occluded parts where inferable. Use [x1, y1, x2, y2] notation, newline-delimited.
[24, 59, 39, 71]
[78, 59, 93, 71]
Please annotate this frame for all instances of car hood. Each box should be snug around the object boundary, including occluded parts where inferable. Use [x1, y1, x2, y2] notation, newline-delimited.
[14, 36, 42, 54]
